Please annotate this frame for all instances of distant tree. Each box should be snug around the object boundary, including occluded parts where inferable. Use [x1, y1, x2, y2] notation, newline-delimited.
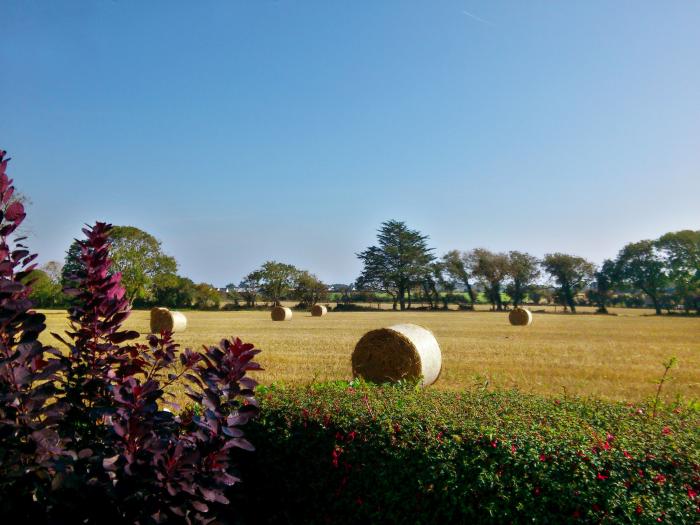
[25, 269, 63, 307]
[541, 253, 595, 313]
[62, 225, 177, 302]
[335, 284, 353, 304]
[588, 259, 618, 314]
[356, 220, 434, 310]
[293, 271, 328, 307]
[61, 241, 82, 287]
[441, 250, 477, 307]
[418, 262, 447, 310]
[238, 271, 263, 307]
[152, 274, 195, 308]
[657, 230, 700, 314]
[471, 249, 510, 311]
[615, 240, 668, 315]
[505, 251, 540, 307]
[529, 289, 543, 305]
[192, 283, 221, 310]
[258, 261, 299, 305]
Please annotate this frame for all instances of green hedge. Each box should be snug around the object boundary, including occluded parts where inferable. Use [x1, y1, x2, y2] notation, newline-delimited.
[235, 383, 699, 524]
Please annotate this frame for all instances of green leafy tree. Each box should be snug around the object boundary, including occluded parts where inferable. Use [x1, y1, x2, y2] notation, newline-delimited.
[62, 225, 177, 302]
[587, 259, 618, 314]
[615, 240, 668, 315]
[657, 230, 700, 313]
[25, 269, 64, 307]
[471, 249, 510, 311]
[419, 262, 451, 310]
[152, 273, 195, 308]
[192, 283, 221, 310]
[238, 271, 263, 307]
[356, 220, 434, 310]
[505, 251, 540, 307]
[258, 261, 299, 305]
[293, 271, 328, 307]
[541, 253, 595, 313]
[441, 250, 477, 307]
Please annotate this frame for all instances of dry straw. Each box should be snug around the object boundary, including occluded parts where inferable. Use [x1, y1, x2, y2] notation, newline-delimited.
[311, 304, 327, 317]
[271, 306, 293, 321]
[509, 307, 533, 326]
[352, 323, 442, 387]
[150, 307, 188, 333]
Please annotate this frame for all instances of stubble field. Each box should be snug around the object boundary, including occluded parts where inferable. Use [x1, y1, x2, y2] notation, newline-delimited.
[39, 307, 700, 402]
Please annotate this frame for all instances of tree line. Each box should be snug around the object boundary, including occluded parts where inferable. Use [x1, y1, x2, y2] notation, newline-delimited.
[354, 220, 699, 315]
[27, 221, 699, 315]
[28, 225, 328, 310]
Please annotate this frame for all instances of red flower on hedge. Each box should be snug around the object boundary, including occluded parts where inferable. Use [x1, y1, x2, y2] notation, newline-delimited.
[653, 474, 667, 485]
[597, 472, 609, 481]
[662, 426, 672, 435]
[687, 487, 698, 499]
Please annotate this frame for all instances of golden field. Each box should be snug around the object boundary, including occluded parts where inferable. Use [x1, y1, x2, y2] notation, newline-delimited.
[38, 307, 700, 402]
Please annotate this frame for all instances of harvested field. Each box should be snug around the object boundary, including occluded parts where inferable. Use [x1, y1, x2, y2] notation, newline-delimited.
[38, 308, 700, 402]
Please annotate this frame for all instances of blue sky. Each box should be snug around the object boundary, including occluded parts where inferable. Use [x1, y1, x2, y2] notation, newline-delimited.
[2, 1, 699, 286]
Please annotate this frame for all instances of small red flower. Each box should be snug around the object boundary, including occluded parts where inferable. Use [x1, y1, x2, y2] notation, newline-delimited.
[597, 472, 609, 481]
[653, 474, 667, 485]
[687, 487, 698, 499]
[662, 426, 672, 435]
[511, 444, 517, 453]
[490, 440, 498, 448]
[623, 450, 632, 459]
[347, 431, 357, 442]
[636, 505, 643, 515]
[436, 431, 444, 443]
[539, 454, 547, 462]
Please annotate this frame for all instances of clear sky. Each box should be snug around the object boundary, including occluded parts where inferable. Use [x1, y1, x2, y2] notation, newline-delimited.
[2, 1, 699, 286]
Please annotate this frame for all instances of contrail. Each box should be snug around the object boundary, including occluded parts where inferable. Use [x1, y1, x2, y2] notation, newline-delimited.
[462, 9, 493, 26]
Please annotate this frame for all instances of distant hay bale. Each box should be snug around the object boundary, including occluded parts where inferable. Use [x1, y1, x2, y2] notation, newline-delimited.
[311, 304, 327, 317]
[150, 307, 187, 333]
[352, 323, 442, 387]
[271, 306, 293, 321]
[509, 307, 533, 326]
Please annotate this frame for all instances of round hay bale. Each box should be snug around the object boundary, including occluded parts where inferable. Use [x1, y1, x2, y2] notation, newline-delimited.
[352, 323, 441, 387]
[311, 304, 327, 317]
[509, 307, 533, 326]
[150, 307, 187, 333]
[271, 306, 292, 321]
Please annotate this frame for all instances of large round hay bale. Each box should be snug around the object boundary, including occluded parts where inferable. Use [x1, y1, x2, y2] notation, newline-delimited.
[352, 323, 441, 387]
[150, 307, 188, 333]
[509, 307, 533, 326]
[271, 306, 292, 321]
[311, 304, 327, 317]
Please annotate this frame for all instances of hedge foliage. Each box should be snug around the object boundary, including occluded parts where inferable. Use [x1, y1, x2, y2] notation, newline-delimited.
[236, 382, 699, 524]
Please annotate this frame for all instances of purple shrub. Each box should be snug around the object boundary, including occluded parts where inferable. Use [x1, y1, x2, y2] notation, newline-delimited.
[0, 150, 65, 517]
[0, 150, 262, 523]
